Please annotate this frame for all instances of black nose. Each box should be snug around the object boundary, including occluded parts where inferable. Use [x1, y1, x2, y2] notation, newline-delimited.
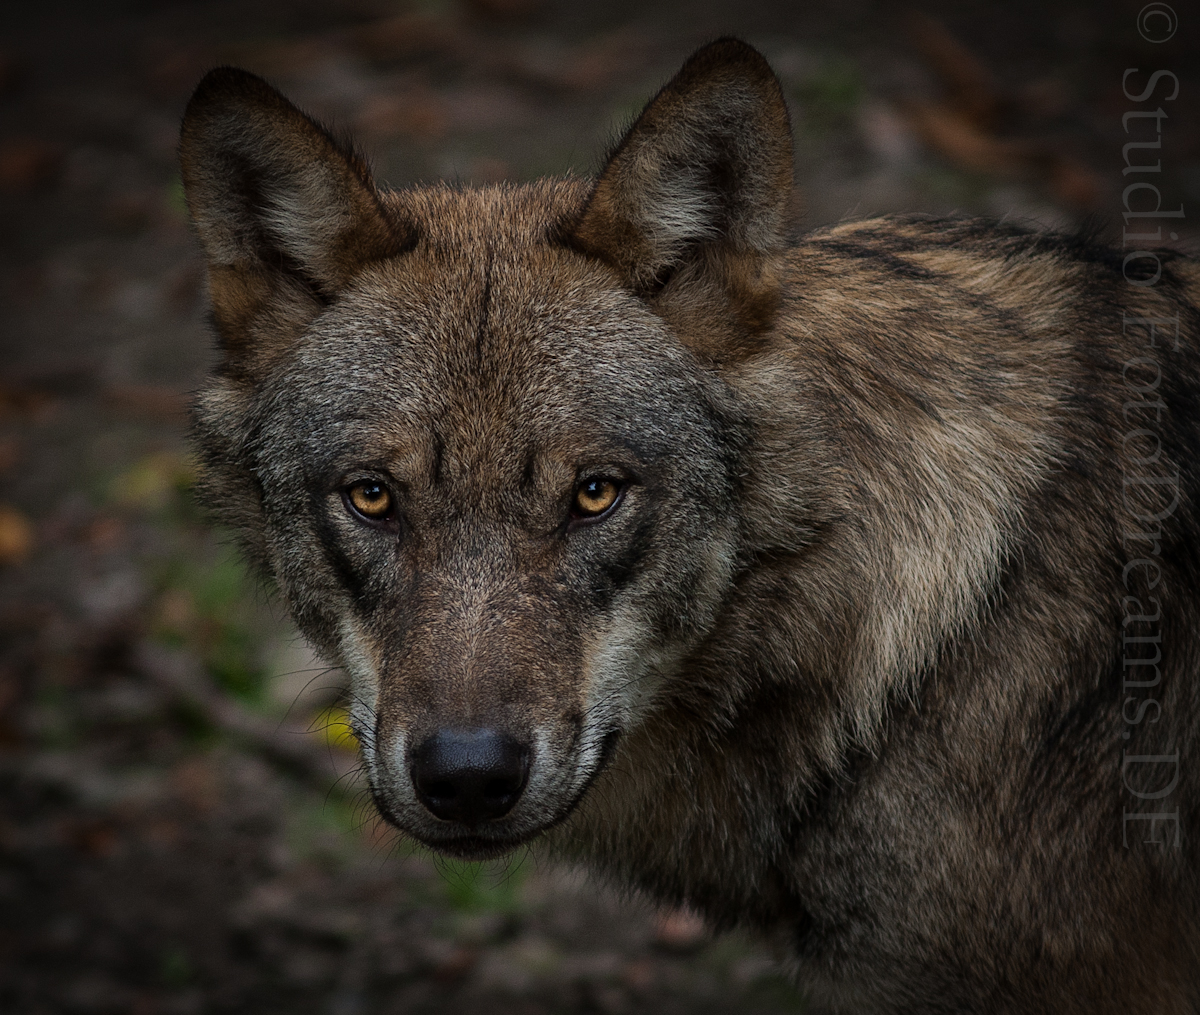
[411, 729, 530, 825]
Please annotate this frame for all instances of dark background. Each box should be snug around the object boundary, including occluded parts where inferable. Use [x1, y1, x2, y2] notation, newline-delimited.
[0, 2, 1196, 1013]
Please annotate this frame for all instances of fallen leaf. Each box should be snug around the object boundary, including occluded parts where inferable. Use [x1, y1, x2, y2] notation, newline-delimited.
[903, 15, 1100, 213]
[900, 99, 1030, 175]
[906, 12, 1005, 128]
[0, 505, 33, 565]
[313, 706, 358, 752]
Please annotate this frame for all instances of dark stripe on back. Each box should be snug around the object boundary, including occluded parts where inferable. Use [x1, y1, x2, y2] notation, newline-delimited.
[809, 238, 937, 280]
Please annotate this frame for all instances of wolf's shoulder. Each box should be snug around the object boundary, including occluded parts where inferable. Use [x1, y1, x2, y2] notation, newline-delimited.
[794, 212, 1137, 266]
[783, 213, 1197, 322]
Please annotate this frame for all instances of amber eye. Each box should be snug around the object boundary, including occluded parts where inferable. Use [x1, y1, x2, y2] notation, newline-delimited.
[574, 478, 621, 518]
[345, 480, 393, 521]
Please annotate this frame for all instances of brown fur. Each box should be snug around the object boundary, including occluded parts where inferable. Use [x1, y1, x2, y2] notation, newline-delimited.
[181, 41, 1200, 1013]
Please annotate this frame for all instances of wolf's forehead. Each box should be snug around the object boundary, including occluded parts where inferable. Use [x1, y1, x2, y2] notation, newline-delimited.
[275, 285, 697, 485]
[383, 179, 591, 247]
[286, 287, 653, 437]
[324, 243, 669, 411]
[331, 271, 641, 400]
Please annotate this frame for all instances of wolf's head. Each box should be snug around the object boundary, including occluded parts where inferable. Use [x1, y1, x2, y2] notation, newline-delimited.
[181, 41, 793, 859]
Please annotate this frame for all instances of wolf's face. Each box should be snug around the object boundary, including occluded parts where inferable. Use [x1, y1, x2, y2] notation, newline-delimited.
[182, 43, 792, 858]
[246, 194, 744, 856]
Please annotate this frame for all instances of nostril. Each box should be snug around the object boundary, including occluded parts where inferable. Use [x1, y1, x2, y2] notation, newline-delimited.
[422, 778, 458, 801]
[484, 776, 517, 798]
[411, 729, 530, 825]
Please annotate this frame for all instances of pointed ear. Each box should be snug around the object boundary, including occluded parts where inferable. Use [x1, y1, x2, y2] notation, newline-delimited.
[180, 67, 412, 374]
[571, 39, 794, 343]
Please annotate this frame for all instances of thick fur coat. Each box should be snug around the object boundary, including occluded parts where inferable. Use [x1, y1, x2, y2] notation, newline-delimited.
[181, 40, 1200, 1013]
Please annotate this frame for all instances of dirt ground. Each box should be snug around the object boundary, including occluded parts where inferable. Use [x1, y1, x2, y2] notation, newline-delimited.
[0, 1, 1196, 1013]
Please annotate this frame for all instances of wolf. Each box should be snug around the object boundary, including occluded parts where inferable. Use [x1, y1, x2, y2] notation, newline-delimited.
[180, 39, 1200, 1013]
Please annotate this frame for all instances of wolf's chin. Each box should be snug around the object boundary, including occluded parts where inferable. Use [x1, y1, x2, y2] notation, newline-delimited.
[369, 800, 542, 860]
[423, 836, 529, 862]
[386, 787, 587, 861]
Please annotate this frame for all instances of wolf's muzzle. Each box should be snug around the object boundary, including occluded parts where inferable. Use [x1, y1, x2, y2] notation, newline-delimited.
[410, 729, 531, 825]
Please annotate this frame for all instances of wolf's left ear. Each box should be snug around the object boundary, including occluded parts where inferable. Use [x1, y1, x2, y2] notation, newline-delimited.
[571, 39, 793, 340]
[180, 68, 412, 372]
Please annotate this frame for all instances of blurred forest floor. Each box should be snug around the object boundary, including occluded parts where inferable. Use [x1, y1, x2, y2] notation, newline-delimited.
[0, 1, 1196, 1013]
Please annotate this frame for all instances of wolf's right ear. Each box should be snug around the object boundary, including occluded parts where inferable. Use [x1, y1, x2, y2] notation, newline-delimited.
[180, 68, 412, 374]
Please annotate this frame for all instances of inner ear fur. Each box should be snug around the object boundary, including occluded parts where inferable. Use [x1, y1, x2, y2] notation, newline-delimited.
[571, 39, 795, 353]
[180, 67, 413, 375]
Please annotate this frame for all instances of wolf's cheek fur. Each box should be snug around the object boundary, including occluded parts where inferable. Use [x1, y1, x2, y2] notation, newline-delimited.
[335, 615, 383, 777]
[580, 528, 739, 729]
